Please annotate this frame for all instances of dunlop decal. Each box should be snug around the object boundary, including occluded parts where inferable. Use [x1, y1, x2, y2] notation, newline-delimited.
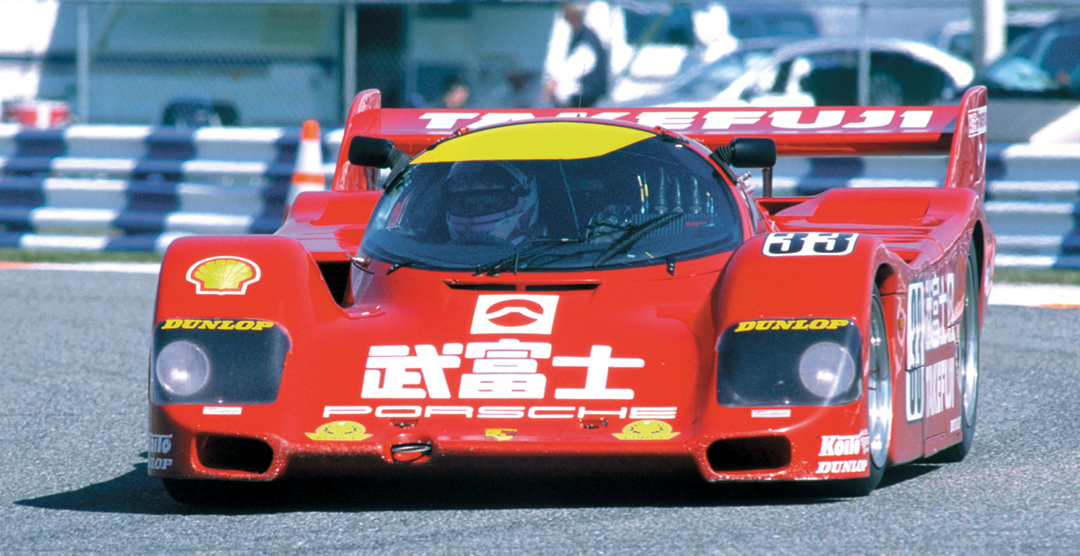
[734, 318, 851, 332]
[160, 318, 274, 331]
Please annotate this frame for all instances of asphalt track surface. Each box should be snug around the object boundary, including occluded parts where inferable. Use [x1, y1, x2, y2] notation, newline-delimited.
[2, 266, 1078, 555]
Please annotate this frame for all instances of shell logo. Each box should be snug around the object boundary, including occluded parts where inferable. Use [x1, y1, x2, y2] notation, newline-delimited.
[186, 256, 261, 295]
[305, 421, 373, 441]
[484, 428, 517, 441]
[612, 420, 680, 440]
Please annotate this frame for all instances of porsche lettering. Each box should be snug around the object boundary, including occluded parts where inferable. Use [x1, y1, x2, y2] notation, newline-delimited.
[324, 405, 678, 420]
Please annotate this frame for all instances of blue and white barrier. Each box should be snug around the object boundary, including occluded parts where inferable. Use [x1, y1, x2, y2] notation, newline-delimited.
[1, 123, 1078, 269]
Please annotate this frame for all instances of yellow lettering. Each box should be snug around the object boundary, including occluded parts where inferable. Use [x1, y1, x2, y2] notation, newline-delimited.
[182, 319, 200, 329]
[198, 320, 219, 330]
[161, 319, 182, 330]
[234, 320, 254, 330]
[773, 320, 793, 330]
[829, 319, 850, 330]
[218, 320, 235, 330]
[809, 319, 828, 330]
[735, 321, 756, 332]
[754, 320, 774, 331]
[792, 320, 810, 330]
[253, 321, 274, 331]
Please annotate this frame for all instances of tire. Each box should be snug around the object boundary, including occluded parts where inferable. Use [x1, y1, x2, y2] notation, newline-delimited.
[834, 287, 892, 496]
[931, 247, 980, 462]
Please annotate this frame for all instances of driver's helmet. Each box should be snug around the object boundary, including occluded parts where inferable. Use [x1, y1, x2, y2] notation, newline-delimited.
[445, 160, 538, 245]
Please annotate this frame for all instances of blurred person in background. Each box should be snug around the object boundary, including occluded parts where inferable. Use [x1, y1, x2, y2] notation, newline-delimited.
[440, 75, 471, 109]
[543, 1, 610, 108]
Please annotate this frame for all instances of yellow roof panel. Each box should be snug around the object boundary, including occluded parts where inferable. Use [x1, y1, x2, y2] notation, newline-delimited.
[412, 121, 653, 164]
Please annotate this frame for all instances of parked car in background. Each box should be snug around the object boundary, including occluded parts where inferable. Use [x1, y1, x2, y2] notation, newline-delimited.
[936, 11, 1057, 62]
[976, 13, 1080, 99]
[609, 38, 973, 108]
[607, 3, 817, 103]
[0, 99, 72, 127]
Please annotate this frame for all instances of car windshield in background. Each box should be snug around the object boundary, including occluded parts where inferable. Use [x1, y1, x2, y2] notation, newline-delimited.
[360, 135, 743, 273]
[981, 15, 1080, 98]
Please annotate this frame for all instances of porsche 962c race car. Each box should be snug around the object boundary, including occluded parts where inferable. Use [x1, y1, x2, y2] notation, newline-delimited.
[149, 87, 994, 503]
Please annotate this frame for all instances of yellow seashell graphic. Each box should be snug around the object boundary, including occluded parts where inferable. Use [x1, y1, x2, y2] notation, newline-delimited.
[484, 428, 517, 441]
[612, 420, 679, 440]
[305, 421, 373, 441]
[186, 256, 261, 295]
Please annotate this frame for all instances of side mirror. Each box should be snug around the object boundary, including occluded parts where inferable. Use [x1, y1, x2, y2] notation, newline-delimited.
[348, 136, 396, 168]
[726, 137, 776, 169]
[712, 137, 777, 197]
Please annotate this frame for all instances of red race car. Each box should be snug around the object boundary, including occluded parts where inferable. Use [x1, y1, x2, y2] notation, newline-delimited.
[149, 87, 993, 503]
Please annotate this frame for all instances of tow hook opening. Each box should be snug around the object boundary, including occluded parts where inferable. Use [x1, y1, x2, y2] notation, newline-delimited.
[390, 442, 433, 464]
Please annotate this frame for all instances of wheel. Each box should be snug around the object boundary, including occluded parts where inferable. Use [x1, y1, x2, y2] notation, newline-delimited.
[932, 247, 980, 462]
[834, 287, 892, 496]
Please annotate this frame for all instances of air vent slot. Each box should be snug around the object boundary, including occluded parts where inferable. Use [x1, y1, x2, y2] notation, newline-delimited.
[445, 283, 517, 291]
[318, 261, 352, 305]
[525, 284, 598, 291]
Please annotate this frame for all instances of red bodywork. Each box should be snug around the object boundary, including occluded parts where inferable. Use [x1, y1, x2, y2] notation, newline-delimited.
[149, 88, 994, 488]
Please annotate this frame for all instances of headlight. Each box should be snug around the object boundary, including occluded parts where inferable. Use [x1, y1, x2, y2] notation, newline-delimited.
[798, 341, 856, 399]
[155, 340, 211, 396]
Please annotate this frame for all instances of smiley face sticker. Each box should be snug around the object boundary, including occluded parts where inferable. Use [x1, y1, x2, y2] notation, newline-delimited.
[612, 420, 679, 440]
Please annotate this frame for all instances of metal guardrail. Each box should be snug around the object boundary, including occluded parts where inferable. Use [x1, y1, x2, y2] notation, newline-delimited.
[0, 124, 1077, 268]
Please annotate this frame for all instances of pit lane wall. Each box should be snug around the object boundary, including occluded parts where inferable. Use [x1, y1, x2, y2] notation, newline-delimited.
[0, 124, 1077, 269]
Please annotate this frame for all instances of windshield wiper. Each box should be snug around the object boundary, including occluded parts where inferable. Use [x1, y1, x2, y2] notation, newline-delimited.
[474, 222, 621, 276]
[591, 212, 683, 269]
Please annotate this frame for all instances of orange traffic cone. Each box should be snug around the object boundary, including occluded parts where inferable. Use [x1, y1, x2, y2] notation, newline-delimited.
[284, 119, 325, 217]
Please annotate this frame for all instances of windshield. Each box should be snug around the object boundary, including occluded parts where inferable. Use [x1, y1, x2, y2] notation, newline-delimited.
[983, 20, 1080, 96]
[359, 133, 743, 273]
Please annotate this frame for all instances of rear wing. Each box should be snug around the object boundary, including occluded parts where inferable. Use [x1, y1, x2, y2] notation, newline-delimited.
[333, 87, 987, 198]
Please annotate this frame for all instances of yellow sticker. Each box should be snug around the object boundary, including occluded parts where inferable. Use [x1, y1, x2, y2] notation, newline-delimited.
[305, 421, 373, 441]
[187, 256, 261, 295]
[484, 428, 517, 441]
[612, 420, 679, 440]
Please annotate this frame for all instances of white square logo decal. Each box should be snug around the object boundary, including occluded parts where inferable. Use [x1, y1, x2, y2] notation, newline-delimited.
[471, 295, 559, 335]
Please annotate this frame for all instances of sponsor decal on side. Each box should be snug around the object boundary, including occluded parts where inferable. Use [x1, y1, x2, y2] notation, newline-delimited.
[612, 420, 679, 440]
[203, 406, 242, 415]
[905, 272, 956, 422]
[159, 318, 274, 331]
[417, 109, 938, 133]
[762, 232, 859, 257]
[360, 340, 642, 401]
[814, 460, 868, 474]
[734, 318, 851, 332]
[485, 428, 517, 441]
[305, 421, 373, 441]
[471, 295, 559, 335]
[149, 433, 172, 455]
[751, 409, 791, 418]
[186, 256, 261, 295]
[818, 430, 869, 457]
[967, 106, 988, 137]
